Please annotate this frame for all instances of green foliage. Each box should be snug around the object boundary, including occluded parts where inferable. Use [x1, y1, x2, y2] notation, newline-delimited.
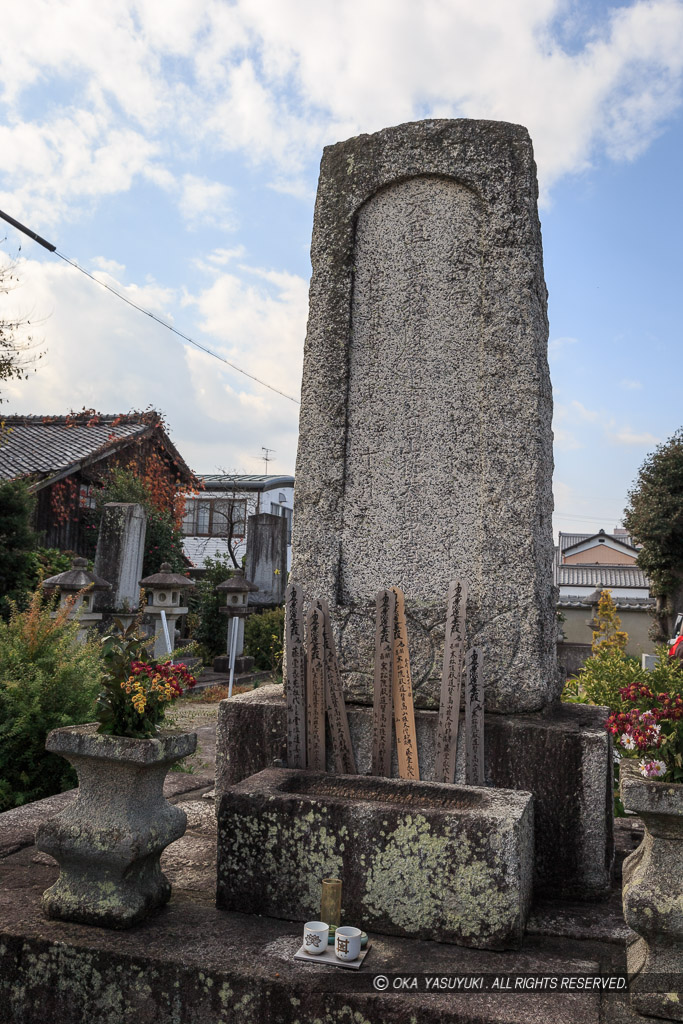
[187, 554, 235, 660]
[244, 606, 285, 674]
[0, 589, 103, 810]
[624, 428, 683, 603]
[562, 591, 642, 707]
[26, 547, 76, 587]
[0, 479, 38, 617]
[562, 646, 642, 708]
[84, 466, 185, 576]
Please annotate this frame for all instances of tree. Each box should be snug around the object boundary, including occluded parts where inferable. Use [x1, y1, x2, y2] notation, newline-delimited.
[183, 477, 259, 570]
[0, 253, 41, 404]
[590, 590, 629, 654]
[0, 478, 38, 617]
[623, 429, 683, 640]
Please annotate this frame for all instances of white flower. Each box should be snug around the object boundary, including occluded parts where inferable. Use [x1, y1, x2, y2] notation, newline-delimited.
[638, 759, 667, 779]
[620, 734, 636, 750]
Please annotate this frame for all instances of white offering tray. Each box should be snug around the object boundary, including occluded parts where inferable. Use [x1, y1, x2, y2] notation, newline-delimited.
[294, 943, 371, 970]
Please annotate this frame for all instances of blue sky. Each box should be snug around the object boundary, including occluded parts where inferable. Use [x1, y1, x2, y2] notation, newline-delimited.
[0, 0, 681, 538]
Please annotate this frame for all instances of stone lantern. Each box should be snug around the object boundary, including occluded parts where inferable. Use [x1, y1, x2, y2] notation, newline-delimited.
[42, 556, 112, 642]
[139, 563, 195, 659]
[214, 571, 259, 691]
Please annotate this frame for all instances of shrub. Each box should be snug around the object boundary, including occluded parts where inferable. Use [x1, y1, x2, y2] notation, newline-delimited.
[187, 554, 235, 660]
[244, 606, 285, 674]
[0, 589, 104, 810]
[563, 591, 683, 708]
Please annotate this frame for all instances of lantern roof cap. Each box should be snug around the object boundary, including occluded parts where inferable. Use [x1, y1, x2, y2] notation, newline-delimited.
[139, 563, 195, 588]
[216, 570, 259, 593]
[42, 556, 112, 593]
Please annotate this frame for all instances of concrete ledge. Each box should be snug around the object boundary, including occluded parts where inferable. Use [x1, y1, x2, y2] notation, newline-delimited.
[216, 687, 614, 899]
[0, 844, 627, 1024]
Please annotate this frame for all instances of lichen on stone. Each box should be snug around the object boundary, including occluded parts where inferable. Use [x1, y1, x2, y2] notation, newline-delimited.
[363, 813, 515, 940]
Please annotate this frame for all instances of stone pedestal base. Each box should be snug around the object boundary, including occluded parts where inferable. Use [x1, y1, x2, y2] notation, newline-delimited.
[213, 654, 255, 675]
[36, 725, 196, 929]
[621, 762, 683, 1021]
[215, 686, 614, 900]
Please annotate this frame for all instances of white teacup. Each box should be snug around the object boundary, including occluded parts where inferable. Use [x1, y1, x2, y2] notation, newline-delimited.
[303, 920, 329, 954]
[335, 926, 362, 961]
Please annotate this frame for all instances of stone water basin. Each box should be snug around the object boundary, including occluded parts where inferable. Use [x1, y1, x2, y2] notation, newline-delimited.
[216, 768, 533, 950]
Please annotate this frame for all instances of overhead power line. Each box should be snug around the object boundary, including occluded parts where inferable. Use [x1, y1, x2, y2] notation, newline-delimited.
[0, 208, 301, 405]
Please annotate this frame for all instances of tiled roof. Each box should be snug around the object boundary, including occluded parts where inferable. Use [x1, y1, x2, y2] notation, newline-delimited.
[198, 474, 294, 491]
[0, 416, 148, 483]
[555, 564, 650, 589]
[183, 536, 239, 568]
[558, 530, 638, 553]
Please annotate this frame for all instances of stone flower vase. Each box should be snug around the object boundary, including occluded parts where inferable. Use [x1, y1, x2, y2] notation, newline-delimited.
[620, 759, 683, 1021]
[35, 723, 197, 929]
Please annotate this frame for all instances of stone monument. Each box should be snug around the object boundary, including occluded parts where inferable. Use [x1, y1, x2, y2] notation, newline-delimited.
[217, 120, 613, 904]
[93, 502, 147, 628]
[245, 512, 287, 607]
[290, 118, 556, 713]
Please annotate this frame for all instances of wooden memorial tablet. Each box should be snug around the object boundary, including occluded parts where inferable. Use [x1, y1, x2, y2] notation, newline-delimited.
[319, 599, 356, 775]
[464, 646, 485, 786]
[372, 589, 395, 777]
[306, 603, 326, 772]
[434, 580, 468, 784]
[391, 587, 420, 781]
[285, 583, 307, 769]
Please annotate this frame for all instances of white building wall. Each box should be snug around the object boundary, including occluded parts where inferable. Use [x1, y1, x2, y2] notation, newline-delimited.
[182, 484, 294, 573]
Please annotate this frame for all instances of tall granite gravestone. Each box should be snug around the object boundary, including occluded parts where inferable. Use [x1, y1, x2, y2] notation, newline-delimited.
[93, 503, 147, 624]
[290, 119, 557, 713]
[245, 513, 287, 607]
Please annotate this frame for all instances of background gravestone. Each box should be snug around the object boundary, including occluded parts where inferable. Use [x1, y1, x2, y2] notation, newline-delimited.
[290, 119, 557, 713]
[246, 513, 287, 608]
[93, 502, 147, 623]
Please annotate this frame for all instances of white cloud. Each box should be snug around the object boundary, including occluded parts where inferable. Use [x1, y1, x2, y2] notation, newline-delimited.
[549, 336, 579, 358]
[619, 378, 642, 390]
[177, 175, 235, 229]
[0, 253, 303, 473]
[609, 427, 660, 446]
[1, 0, 683, 228]
[569, 399, 602, 423]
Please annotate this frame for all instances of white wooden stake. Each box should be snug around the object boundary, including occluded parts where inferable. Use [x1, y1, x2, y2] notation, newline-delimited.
[228, 616, 239, 698]
[160, 609, 173, 659]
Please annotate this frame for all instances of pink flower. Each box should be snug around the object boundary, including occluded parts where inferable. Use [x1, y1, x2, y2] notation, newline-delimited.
[638, 759, 667, 779]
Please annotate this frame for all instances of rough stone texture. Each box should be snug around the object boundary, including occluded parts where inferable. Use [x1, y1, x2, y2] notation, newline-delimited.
[35, 724, 196, 929]
[217, 767, 533, 950]
[0, 842, 629, 1024]
[246, 512, 287, 606]
[620, 762, 683, 1020]
[290, 119, 556, 713]
[93, 502, 147, 615]
[215, 686, 613, 899]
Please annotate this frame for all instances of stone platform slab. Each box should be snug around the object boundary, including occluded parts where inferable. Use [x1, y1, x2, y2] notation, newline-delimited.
[217, 768, 534, 950]
[216, 686, 613, 900]
[0, 842, 632, 1024]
